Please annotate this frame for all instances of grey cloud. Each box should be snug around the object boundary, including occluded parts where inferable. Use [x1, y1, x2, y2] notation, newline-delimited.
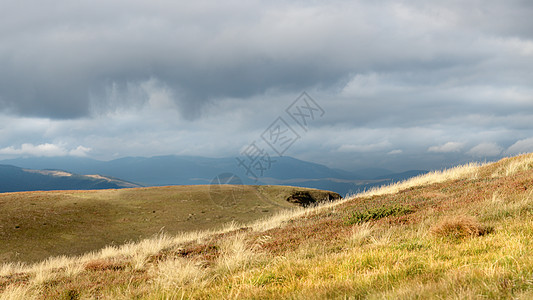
[2, 0, 532, 120]
[467, 143, 503, 157]
[506, 138, 533, 155]
[428, 142, 464, 153]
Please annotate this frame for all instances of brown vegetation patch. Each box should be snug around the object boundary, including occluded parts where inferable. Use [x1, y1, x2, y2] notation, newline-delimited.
[255, 215, 349, 254]
[0, 273, 30, 292]
[176, 243, 220, 262]
[145, 242, 221, 266]
[387, 214, 417, 225]
[430, 216, 494, 239]
[40, 268, 149, 299]
[84, 259, 128, 271]
[149, 234, 252, 265]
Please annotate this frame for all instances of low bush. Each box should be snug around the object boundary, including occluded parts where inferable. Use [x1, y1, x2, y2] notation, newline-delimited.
[345, 205, 414, 225]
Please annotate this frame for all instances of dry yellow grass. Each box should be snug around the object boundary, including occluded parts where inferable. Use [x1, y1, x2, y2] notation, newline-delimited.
[492, 153, 533, 177]
[360, 161, 483, 197]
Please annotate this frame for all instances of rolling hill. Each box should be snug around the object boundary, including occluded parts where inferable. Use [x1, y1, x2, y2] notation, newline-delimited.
[0, 185, 340, 263]
[1, 153, 532, 299]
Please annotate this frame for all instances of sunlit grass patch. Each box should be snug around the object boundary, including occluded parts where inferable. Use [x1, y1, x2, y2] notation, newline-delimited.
[480, 191, 533, 222]
[491, 153, 533, 177]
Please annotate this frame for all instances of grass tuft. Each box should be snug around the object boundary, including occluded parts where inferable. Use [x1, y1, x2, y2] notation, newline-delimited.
[430, 216, 493, 240]
[60, 289, 80, 300]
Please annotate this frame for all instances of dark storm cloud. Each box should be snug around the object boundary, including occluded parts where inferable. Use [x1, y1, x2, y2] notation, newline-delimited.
[1, 0, 530, 120]
[0, 0, 353, 118]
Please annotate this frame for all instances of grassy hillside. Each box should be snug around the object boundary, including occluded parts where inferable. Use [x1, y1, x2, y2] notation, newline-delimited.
[0, 185, 339, 264]
[1, 154, 533, 299]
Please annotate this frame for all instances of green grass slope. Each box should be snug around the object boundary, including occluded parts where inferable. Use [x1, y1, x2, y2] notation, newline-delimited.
[1, 154, 533, 299]
[0, 185, 339, 264]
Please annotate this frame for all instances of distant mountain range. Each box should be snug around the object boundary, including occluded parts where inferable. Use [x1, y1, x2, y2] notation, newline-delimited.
[0, 164, 140, 193]
[0, 156, 427, 195]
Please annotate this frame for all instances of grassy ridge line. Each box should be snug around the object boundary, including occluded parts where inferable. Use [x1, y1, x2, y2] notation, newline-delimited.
[1, 153, 533, 299]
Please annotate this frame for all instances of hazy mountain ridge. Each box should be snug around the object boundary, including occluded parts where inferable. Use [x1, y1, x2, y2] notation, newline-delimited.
[0, 164, 141, 193]
[0, 156, 427, 195]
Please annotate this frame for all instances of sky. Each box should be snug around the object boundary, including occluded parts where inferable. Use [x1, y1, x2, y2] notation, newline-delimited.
[1, 0, 533, 172]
